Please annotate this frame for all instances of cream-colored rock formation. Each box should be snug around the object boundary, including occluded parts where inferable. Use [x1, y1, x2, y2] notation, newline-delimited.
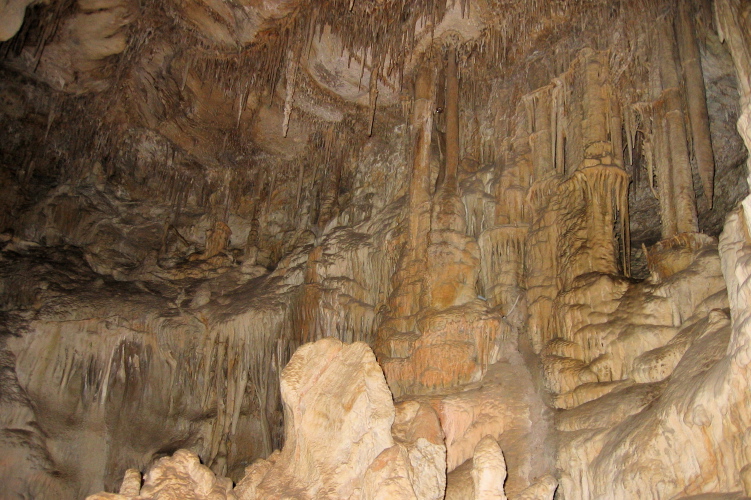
[2, 0, 751, 499]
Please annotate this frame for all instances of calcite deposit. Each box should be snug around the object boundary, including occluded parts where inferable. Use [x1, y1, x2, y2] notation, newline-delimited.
[2, 0, 751, 499]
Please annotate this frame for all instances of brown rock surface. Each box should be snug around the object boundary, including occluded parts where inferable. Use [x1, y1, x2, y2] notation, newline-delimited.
[3, 0, 751, 499]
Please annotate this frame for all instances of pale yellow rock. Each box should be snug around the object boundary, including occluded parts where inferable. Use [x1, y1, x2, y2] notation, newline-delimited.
[119, 469, 142, 496]
[471, 436, 507, 500]
[88, 450, 235, 500]
[514, 475, 558, 500]
[392, 400, 446, 500]
[362, 445, 418, 500]
[238, 338, 395, 499]
[233, 455, 275, 500]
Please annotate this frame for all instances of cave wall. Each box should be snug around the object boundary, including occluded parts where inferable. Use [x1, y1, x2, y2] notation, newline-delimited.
[1, 0, 751, 499]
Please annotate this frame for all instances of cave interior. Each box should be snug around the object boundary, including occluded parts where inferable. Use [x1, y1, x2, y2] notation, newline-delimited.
[2, 0, 751, 498]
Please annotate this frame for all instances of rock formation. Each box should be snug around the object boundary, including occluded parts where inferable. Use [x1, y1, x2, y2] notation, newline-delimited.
[1, 0, 751, 499]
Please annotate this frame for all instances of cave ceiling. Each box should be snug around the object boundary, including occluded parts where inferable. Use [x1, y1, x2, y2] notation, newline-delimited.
[2, 0, 746, 273]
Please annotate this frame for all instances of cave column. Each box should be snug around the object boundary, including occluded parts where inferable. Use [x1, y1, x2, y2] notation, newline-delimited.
[374, 63, 435, 359]
[581, 49, 611, 163]
[425, 45, 476, 310]
[567, 50, 630, 280]
[407, 64, 435, 262]
[444, 47, 460, 188]
[676, 1, 716, 207]
[656, 14, 699, 237]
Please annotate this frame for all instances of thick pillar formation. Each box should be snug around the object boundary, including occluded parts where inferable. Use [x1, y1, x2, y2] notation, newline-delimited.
[374, 63, 435, 361]
[655, 14, 699, 238]
[581, 50, 612, 162]
[425, 46, 476, 310]
[563, 50, 631, 282]
[676, 2, 716, 207]
[377, 52, 504, 398]
[524, 50, 631, 353]
[407, 64, 436, 261]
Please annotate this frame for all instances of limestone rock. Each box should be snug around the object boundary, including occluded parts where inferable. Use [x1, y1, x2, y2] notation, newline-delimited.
[392, 400, 447, 500]
[434, 354, 550, 497]
[362, 445, 418, 500]
[471, 436, 507, 500]
[514, 475, 558, 500]
[87, 449, 235, 500]
[236, 338, 395, 499]
[3, 0, 751, 499]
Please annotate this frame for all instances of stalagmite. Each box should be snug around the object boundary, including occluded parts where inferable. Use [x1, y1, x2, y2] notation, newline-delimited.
[653, 104, 679, 237]
[373, 62, 435, 383]
[552, 78, 565, 173]
[470, 437, 507, 500]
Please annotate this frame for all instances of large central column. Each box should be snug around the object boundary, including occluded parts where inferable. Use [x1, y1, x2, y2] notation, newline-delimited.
[406, 64, 435, 262]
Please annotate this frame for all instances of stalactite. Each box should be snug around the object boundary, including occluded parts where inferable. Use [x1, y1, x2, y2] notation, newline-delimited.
[665, 92, 698, 234]
[610, 99, 623, 167]
[317, 127, 342, 228]
[282, 51, 298, 138]
[478, 226, 527, 308]
[551, 78, 561, 172]
[625, 104, 635, 167]
[295, 160, 304, 210]
[623, 180, 631, 277]
[676, 1, 716, 207]
[714, 0, 751, 104]
[368, 56, 380, 136]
